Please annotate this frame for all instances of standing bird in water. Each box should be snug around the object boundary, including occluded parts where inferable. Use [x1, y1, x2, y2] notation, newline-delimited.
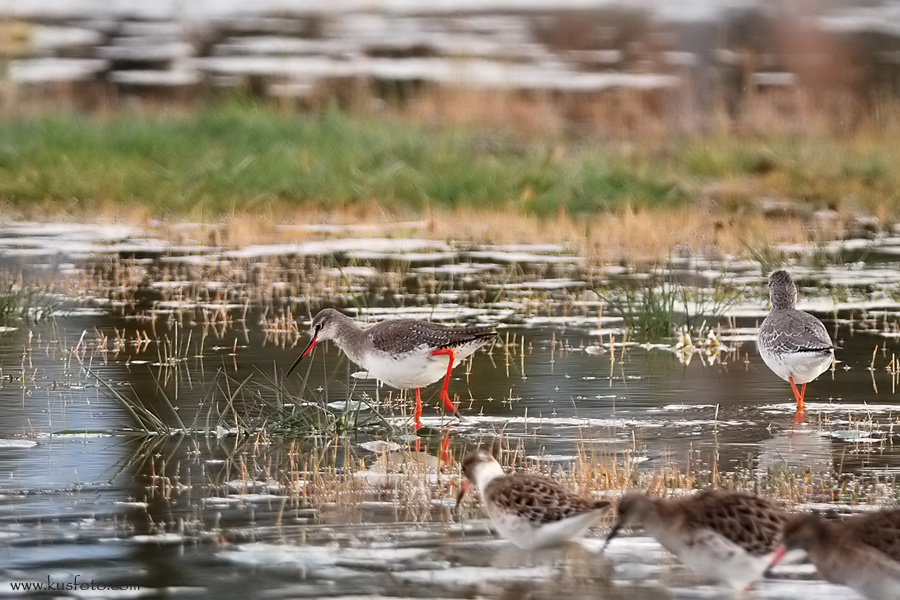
[456, 450, 611, 550]
[770, 509, 900, 600]
[757, 270, 834, 415]
[287, 308, 496, 429]
[604, 490, 788, 592]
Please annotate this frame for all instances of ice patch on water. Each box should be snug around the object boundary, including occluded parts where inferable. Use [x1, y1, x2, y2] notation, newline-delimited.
[0, 438, 38, 448]
[501, 278, 585, 290]
[350, 370, 378, 380]
[414, 263, 499, 275]
[657, 404, 720, 411]
[583, 534, 668, 557]
[322, 266, 380, 278]
[131, 533, 186, 544]
[416, 414, 745, 431]
[753, 579, 867, 599]
[0, 222, 140, 241]
[465, 250, 583, 264]
[225, 238, 452, 259]
[327, 400, 372, 411]
[718, 326, 760, 341]
[480, 243, 570, 253]
[226, 493, 287, 503]
[53, 308, 109, 316]
[523, 315, 623, 327]
[220, 542, 429, 572]
[763, 401, 900, 414]
[830, 430, 880, 442]
[394, 565, 555, 586]
[524, 453, 580, 462]
[347, 251, 457, 262]
[359, 440, 402, 453]
[349, 305, 487, 321]
[225, 479, 285, 492]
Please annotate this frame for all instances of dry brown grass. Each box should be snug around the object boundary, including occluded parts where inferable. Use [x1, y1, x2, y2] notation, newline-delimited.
[156, 206, 819, 265]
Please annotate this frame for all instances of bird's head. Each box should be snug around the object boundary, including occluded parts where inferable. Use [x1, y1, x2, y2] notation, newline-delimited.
[455, 450, 503, 508]
[286, 308, 346, 377]
[767, 270, 798, 310]
[602, 492, 656, 551]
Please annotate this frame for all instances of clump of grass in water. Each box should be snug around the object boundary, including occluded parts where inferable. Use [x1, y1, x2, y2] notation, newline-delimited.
[0, 282, 55, 326]
[0, 285, 18, 326]
[85, 361, 398, 439]
[612, 278, 678, 342]
[597, 273, 738, 343]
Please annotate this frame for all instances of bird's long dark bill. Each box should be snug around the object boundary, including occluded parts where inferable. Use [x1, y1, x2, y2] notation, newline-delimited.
[601, 523, 622, 553]
[286, 336, 318, 377]
[455, 480, 471, 509]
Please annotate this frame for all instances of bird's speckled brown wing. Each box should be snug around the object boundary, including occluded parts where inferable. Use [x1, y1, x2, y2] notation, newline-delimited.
[368, 319, 496, 355]
[844, 509, 900, 562]
[682, 490, 788, 556]
[484, 474, 610, 526]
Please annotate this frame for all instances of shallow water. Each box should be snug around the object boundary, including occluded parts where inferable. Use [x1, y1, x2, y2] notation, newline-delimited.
[1, 223, 899, 598]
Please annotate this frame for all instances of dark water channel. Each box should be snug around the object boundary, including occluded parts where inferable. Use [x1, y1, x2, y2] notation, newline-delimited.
[2, 224, 900, 598]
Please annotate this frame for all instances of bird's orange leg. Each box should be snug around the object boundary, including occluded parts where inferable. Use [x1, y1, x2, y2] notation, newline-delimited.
[414, 387, 423, 431]
[440, 435, 452, 466]
[788, 377, 806, 421]
[431, 348, 461, 419]
[414, 388, 423, 452]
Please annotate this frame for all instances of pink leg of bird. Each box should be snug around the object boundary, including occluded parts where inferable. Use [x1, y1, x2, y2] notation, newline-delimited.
[431, 348, 461, 418]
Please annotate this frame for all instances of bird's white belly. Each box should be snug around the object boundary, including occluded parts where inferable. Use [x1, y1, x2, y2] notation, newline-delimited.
[656, 529, 771, 590]
[838, 552, 900, 600]
[486, 506, 599, 550]
[854, 576, 900, 600]
[361, 349, 466, 390]
[759, 348, 833, 384]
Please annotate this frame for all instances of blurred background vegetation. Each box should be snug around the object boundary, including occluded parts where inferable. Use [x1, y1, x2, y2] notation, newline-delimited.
[2, 1, 900, 246]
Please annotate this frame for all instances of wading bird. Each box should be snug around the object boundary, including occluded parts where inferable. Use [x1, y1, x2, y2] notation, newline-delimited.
[456, 450, 610, 550]
[287, 308, 496, 429]
[757, 270, 834, 415]
[770, 509, 900, 600]
[604, 490, 787, 592]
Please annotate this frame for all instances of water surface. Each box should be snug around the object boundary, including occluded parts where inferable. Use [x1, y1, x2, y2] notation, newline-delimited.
[1, 223, 899, 598]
